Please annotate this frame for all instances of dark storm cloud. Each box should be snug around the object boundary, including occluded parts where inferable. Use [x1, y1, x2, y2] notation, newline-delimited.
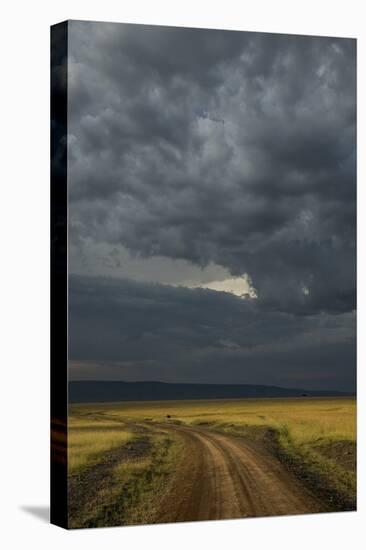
[69, 276, 355, 390]
[68, 22, 356, 315]
[67, 21, 356, 388]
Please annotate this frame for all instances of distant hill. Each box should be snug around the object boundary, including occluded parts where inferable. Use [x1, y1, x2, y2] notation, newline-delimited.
[69, 380, 353, 403]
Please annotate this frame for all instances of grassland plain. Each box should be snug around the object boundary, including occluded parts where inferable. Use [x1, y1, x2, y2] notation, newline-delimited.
[68, 410, 184, 528]
[68, 397, 356, 527]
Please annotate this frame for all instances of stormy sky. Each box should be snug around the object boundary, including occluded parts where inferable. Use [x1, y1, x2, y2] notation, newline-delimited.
[67, 21, 356, 391]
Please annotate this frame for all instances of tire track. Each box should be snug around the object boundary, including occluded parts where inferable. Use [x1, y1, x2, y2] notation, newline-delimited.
[154, 423, 324, 523]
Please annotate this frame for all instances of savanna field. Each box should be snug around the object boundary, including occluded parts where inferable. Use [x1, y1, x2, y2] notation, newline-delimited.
[67, 397, 356, 527]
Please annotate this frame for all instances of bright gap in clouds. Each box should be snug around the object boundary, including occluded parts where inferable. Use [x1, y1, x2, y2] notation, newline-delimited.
[70, 241, 257, 298]
[186, 275, 258, 299]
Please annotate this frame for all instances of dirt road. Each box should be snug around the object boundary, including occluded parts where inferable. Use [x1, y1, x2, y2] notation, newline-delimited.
[155, 423, 324, 523]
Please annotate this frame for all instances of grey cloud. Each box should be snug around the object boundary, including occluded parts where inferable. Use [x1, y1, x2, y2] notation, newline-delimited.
[68, 275, 355, 390]
[66, 21, 356, 389]
[68, 22, 355, 315]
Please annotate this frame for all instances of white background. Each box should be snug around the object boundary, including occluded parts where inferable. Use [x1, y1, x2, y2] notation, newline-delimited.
[0, 1, 364, 548]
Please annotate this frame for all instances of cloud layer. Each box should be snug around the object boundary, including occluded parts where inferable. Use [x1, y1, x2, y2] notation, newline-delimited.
[69, 275, 355, 390]
[67, 21, 356, 389]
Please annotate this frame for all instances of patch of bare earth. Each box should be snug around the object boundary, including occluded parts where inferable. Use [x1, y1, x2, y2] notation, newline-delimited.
[155, 423, 325, 524]
[68, 437, 151, 528]
[311, 440, 356, 472]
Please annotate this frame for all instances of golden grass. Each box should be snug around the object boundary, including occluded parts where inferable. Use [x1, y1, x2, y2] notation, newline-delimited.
[70, 397, 356, 447]
[68, 413, 135, 473]
[68, 397, 356, 520]
[68, 427, 182, 528]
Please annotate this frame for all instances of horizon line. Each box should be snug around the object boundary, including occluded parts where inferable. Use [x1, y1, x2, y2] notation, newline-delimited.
[68, 379, 355, 394]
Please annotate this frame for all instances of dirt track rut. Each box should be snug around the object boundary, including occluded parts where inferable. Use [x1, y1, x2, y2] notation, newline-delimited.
[156, 423, 323, 522]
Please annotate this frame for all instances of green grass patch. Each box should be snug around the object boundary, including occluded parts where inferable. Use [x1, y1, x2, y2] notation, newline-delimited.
[68, 429, 183, 528]
[271, 424, 356, 510]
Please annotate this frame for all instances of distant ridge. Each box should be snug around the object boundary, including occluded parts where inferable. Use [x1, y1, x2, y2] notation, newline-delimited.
[69, 380, 353, 403]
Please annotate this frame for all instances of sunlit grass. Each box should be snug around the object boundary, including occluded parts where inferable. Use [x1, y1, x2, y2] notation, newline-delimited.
[71, 397, 355, 447]
[68, 413, 135, 473]
[68, 397, 356, 520]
